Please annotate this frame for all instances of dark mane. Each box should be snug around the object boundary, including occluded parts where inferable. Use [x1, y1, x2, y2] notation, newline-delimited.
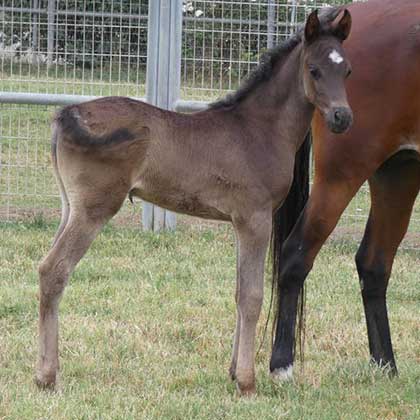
[209, 6, 343, 110]
[209, 35, 302, 110]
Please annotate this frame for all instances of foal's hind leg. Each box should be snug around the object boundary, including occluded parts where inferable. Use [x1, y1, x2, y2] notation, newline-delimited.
[36, 198, 125, 389]
[355, 154, 420, 376]
[232, 210, 271, 395]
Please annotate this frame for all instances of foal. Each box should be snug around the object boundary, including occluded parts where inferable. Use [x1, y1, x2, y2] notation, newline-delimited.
[36, 9, 353, 395]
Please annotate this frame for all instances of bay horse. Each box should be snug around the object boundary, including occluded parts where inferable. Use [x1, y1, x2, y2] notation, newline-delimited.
[36, 9, 353, 395]
[270, 0, 420, 381]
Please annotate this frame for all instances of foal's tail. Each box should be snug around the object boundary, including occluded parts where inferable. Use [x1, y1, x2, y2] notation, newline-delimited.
[50, 123, 70, 246]
[271, 131, 311, 362]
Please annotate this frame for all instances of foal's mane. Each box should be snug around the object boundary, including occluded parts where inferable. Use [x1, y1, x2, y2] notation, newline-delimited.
[209, 7, 343, 110]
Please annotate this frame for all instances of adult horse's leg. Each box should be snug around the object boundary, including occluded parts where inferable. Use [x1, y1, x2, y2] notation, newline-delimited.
[231, 210, 271, 395]
[36, 192, 126, 389]
[270, 178, 363, 379]
[355, 153, 420, 375]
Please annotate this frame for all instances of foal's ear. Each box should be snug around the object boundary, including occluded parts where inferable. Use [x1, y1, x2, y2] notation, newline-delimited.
[305, 10, 321, 44]
[333, 9, 352, 41]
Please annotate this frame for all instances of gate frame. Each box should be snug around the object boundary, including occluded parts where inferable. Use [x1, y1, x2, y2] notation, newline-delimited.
[143, 0, 183, 231]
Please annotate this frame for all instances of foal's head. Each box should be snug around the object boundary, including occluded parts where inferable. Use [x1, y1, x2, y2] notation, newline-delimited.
[301, 9, 353, 134]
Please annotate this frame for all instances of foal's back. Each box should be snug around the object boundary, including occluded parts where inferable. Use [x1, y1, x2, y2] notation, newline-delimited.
[54, 96, 277, 222]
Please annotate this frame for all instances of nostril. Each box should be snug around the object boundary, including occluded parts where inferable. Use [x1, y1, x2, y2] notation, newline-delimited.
[327, 108, 352, 133]
[334, 110, 342, 122]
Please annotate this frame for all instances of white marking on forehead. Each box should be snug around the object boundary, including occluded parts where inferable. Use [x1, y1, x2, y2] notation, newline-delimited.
[329, 49, 344, 64]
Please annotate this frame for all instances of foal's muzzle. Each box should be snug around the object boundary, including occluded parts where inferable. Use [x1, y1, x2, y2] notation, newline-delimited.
[326, 107, 353, 134]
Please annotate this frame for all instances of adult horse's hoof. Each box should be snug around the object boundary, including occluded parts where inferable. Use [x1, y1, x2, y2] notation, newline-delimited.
[34, 371, 58, 391]
[370, 358, 398, 378]
[270, 365, 293, 382]
[386, 366, 399, 378]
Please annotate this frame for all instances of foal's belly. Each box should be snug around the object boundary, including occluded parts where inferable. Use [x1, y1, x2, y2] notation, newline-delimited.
[129, 186, 232, 222]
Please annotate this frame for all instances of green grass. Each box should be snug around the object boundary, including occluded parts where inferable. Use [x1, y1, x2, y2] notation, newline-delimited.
[0, 219, 419, 419]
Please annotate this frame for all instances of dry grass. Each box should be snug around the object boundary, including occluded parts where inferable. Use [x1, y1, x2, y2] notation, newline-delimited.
[0, 217, 419, 419]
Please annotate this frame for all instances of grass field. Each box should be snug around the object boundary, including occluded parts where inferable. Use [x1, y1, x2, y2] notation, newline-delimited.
[0, 217, 419, 419]
[1, 61, 420, 418]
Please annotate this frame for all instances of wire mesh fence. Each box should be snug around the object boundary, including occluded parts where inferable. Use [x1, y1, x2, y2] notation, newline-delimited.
[0, 103, 57, 220]
[1, 0, 148, 97]
[0, 0, 419, 247]
[1, 0, 149, 221]
[181, 0, 313, 101]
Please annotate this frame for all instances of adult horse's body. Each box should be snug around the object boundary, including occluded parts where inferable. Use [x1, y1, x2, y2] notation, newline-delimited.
[271, 0, 420, 380]
[36, 10, 353, 395]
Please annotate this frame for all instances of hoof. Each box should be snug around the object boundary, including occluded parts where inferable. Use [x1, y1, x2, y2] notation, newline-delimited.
[387, 367, 398, 378]
[35, 372, 57, 391]
[236, 381, 256, 397]
[371, 359, 398, 378]
[270, 365, 293, 382]
[235, 368, 256, 396]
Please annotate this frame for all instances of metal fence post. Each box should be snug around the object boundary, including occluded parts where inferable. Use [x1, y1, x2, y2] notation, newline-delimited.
[143, 0, 183, 231]
[32, 0, 39, 57]
[290, 0, 298, 34]
[47, 0, 56, 67]
[267, 0, 276, 49]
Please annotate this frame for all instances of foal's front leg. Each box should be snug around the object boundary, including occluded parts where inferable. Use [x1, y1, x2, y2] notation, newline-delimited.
[229, 282, 241, 381]
[232, 211, 271, 396]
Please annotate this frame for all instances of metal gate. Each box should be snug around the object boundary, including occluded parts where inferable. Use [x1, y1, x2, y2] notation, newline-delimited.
[1, 1, 418, 245]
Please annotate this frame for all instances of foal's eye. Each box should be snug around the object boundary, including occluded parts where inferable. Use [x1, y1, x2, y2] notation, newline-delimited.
[309, 66, 321, 80]
[346, 68, 352, 78]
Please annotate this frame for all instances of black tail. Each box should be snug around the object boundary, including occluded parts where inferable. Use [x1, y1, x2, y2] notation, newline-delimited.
[55, 106, 137, 149]
[271, 131, 311, 362]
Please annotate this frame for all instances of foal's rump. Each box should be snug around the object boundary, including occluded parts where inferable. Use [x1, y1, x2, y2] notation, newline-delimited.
[54, 96, 153, 153]
[50, 97, 157, 220]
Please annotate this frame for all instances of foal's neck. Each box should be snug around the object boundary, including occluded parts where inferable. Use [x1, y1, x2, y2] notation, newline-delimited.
[237, 44, 313, 153]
